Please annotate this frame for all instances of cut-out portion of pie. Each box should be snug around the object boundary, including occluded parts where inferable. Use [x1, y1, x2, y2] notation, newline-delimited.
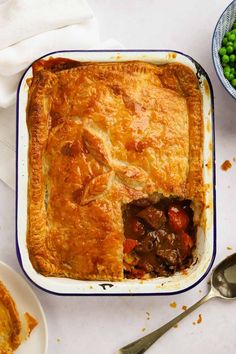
[27, 58, 204, 281]
[0, 281, 38, 353]
[123, 197, 195, 278]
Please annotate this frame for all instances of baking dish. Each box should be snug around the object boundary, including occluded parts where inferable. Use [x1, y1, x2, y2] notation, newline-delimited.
[16, 50, 216, 295]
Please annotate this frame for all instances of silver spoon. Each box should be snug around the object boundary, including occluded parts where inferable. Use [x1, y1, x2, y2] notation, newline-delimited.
[116, 253, 236, 354]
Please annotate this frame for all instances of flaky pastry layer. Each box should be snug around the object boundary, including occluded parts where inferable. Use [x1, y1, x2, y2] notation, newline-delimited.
[0, 281, 38, 353]
[26, 59, 204, 281]
[0, 281, 21, 353]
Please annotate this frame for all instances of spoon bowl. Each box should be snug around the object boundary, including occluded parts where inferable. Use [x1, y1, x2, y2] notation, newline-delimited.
[212, 253, 236, 299]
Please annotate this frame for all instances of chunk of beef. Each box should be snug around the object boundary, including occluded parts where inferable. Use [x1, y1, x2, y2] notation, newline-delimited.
[156, 249, 180, 266]
[136, 231, 161, 253]
[137, 206, 167, 229]
[130, 219, 145, 238]
[131, 198, 152, 208]
[137, 261, 154, 273]
[155, 231, 193, 266]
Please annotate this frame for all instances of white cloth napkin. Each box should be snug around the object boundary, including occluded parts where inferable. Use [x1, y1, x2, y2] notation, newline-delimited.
[0, 0, 123, 190]
[0, 0, 99, 108]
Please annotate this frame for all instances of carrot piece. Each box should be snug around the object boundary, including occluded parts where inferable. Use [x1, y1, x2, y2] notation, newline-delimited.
[123, 239, 138, 254]
[168, 206, 189, 232]
[181, 232, 194, 249]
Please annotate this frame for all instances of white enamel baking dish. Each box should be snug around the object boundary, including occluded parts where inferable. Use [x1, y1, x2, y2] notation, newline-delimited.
[16, 50, 216, 295]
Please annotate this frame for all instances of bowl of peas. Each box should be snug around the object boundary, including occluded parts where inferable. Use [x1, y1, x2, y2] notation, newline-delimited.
[212, 0, 236, 99]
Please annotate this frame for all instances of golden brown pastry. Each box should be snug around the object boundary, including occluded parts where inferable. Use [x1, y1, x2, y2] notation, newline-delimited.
[0, 281, 38, 353]
[0, 281, 21, 353]
[23, 312, 38, 336]
[26, 59, 204, 281]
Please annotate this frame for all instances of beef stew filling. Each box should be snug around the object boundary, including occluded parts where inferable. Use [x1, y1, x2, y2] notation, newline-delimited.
[123, 198, 196, 279]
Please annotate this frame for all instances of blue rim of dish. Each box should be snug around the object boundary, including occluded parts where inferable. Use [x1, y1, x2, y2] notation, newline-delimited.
[212, 0, 236, 100]
[16, 49, 216, 296]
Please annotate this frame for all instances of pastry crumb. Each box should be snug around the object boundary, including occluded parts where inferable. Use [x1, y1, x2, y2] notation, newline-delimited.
[233, 157, 236, 162]
[182, 305, 187, 311]
[57, 338, 61, 342]
[193, 321, 196, 325]
[221, 160, 232, 171]
[146, 311, 150, 320]
[173, 324, 178, 328]
[141, 327, 146, 332]
[24, 312, 38, 336]
[169, 301, 177, 308]
[227, 246, 233, 250]
[197, 314, 202, 324]
[199, 289, 202, 293]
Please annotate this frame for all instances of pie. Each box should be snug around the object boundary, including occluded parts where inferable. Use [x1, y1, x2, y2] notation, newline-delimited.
[0, 281, 38, 353]
[26, 58, 204, 281]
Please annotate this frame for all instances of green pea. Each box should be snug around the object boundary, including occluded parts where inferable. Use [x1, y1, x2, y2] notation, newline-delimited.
[225, 71, 231, 80]
[232, 29, 236, 35]
[231, 68, 235, 75]
[229, 34, 236, 41]
[224, 66, 231, 73]
[223, 37, 228, 45]
[219, 47, 227, 55]
[233, 42, 236, 50]
[229, 73, 235, 81]
[227, 41, 233, 46]
[225, 31, 231, 37]
[227, 46, 234, 54]
[231, 78, 236, 87]
[230, 54, 236, 63]
[222, 54, 230, 63]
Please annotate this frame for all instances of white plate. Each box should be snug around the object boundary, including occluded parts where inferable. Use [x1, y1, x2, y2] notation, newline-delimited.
[16, 50, 216, 295]
[0, 261, 48, 354]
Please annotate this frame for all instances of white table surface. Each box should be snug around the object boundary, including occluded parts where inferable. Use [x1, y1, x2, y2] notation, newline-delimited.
[0, 1, 236, 353]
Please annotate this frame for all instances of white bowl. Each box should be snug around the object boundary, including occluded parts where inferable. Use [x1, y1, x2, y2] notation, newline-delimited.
[16, 50, 216, 295]
[212, 0, 236, 100]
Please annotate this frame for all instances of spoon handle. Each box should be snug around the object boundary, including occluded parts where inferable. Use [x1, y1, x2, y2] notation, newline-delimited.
[116, 290, 215, 354]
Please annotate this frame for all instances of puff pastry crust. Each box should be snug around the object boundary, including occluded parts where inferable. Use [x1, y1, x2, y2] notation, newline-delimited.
[27, 59, 204, 281]
[0, 281, 38, 353]
[0, 281, 21, 353]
